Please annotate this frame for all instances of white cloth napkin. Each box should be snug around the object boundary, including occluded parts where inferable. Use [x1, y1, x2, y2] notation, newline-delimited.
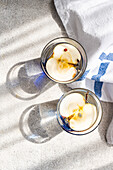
[54, 0, 113, 102]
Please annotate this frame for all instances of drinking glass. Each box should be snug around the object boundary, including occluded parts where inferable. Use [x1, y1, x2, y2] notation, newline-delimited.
[6, 37, 87, 100]
[57, 88, 103, 135]
[19, 88, 102, 143]
[41, 37, 87, 83]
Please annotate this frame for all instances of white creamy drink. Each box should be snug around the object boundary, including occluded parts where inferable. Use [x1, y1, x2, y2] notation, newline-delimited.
[59, 93, 97, 131]
[46, 43, 81, 81]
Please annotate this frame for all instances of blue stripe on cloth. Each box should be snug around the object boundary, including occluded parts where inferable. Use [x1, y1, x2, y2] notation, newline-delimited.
[77, 70, 90, 81]
[99, 52, 113, 61]
[94, 82, 103, 98]
[99, 53, 106, 61]
[91, 62, 110, 98]
[91, 62, 110, 81]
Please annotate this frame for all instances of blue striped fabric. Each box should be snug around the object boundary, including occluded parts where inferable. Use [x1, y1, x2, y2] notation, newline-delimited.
[67, 52, 113, 101]
[91, 62, 110, 81]
[99, 52, 113, 61]
[76, 53, 111, 98]
[91, 60, 110, 98]
[93, 82, 103, 98]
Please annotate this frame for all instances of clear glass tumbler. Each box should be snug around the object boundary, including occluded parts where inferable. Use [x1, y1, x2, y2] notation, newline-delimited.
[19, 88, 102, 143]
[57, 88, 103, 135]
[41, 37, 87, 84]
[6, 37, 87, 100]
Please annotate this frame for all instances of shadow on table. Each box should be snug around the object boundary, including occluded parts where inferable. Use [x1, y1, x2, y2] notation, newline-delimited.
[58, 83, 72, 94]
[49, 0, 67, 36]
[19, 100, 63, 143]
[6, 58, 55, 100]
[98, 101, 113, 143]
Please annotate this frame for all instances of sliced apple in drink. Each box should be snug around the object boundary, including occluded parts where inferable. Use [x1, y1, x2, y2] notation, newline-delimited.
[46, 43, 81, 81]
[69, 103, 97, 131]
[59, 93, 85, 117]
[83, 103, 97, 125]
[53, 43, 81, 64]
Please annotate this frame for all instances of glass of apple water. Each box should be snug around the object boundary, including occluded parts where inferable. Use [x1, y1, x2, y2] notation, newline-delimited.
[57, 88, 103, 135]
[41, 37, 87, 84]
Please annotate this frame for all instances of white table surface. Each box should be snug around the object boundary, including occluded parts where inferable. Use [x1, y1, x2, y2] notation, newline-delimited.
[0, 0, 113, 170]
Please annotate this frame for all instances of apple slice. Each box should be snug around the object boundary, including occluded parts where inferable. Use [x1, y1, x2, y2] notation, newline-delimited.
[53, 43, 81, 64]
[59, 93, 85, 117]
[46, 43, 81, 81]
[83, 103, 97, 125]
[46, 58, 77, 81]
[69, 103, 97, 131]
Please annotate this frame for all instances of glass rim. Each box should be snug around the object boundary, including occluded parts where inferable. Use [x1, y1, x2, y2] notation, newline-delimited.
[40, 37, 87, 84]
[56, 88, 103, 135]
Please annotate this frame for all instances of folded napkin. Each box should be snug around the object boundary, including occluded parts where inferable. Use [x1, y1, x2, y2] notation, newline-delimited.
[54, 0, 113, 102]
